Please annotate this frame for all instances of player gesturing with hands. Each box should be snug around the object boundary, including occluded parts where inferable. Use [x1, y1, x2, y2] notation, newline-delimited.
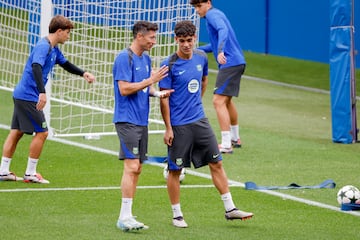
[36, 71, 95, 111]
[0, 15, 95, 184]
[113, 21, 172, 232]
[118, 65, 169, 96]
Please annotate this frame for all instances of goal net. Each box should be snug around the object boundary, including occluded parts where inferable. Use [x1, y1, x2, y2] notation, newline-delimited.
[0, 0, 199, 137]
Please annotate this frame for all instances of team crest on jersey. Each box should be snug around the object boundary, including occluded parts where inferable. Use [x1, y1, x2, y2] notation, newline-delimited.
[133, 147, 139, 155]
[196, 64, 202, 71]
[176, 158, 183, 166]
[188, 79, 199, 93]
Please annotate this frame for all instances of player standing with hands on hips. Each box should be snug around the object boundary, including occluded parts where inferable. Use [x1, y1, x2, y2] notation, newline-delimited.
[113, 21, 172, 232]
[159, 20, 253, 228]
[0, 15, 95, 184]
[191, 0, 246, 153]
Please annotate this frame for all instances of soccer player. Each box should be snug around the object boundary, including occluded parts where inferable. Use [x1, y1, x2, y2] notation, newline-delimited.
[112, 21, 172, 232]
[0, 15, 95, 184]
[159, 20, 253, 228]
[190, 0, 245, 153]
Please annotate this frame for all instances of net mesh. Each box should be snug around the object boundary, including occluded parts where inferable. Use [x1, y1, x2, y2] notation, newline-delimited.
[0, 0, 199, 137]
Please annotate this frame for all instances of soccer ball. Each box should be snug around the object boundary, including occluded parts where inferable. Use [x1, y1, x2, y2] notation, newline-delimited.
[337, 185, 360, 205]
[163, 165, 186, 182]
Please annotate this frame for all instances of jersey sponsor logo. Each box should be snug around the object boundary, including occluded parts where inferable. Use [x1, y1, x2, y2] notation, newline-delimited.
[178, 70, 186, 75]
[188, 79, 199, 93]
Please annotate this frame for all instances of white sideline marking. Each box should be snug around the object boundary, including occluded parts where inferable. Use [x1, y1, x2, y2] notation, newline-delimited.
[0, 184, 215, 192]
[210, 70, 360, 99]
[0, 108, 360, 217]
[2, 180, 360, 217]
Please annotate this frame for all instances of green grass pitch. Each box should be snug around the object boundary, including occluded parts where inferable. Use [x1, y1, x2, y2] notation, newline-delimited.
[1, 53, 360, 239]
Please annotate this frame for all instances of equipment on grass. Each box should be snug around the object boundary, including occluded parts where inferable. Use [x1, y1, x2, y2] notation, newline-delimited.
[0, 0, 199, 138]
[145, 156, 167, 163]
[245, 179, 336, 190]
[340, 203, 360, 211]
[336, 185, 360, 205]
[163, 165, 186, 183]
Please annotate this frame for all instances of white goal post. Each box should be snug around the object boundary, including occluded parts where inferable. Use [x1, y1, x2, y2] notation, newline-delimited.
[0, 0, 199, 138]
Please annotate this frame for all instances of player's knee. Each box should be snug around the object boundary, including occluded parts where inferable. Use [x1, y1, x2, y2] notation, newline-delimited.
[213, 95, 228, 108]
[35, 131, 49, 140]
[43, 131, 49, 138]
[212, 98, 223, 109]
[209, 161, 223, 172]
[9, 129, 24, 140]
[128, 162, 142, 175]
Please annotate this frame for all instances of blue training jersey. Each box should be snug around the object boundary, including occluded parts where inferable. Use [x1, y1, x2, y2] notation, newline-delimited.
[13, 37, 67, 102]
[198, 7, 246, 69]
[159, 50, 208, 126]
[112, 49, 152, 126]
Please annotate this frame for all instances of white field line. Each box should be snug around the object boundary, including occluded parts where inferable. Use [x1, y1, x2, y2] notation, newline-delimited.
[1, 134, 359, 217]
[210, 70, 360, 100]
[1, 74, 360, 217]
[0, 184, 216, 192]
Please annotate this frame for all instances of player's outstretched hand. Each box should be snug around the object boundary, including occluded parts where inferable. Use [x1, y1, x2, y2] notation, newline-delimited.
[150, 65, 168, 83]
[155, 89, 175, 98]
[83, 72, 95, 83]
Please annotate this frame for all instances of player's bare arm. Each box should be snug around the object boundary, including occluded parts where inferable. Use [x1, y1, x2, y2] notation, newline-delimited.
[201, 75, 208, 97]
[159, 94, 174, 146]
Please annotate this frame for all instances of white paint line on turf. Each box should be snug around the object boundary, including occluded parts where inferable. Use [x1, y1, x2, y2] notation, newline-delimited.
[0, 184, 215, 192]
[1, 115, 360, 218]
[209, 70, 360, 100]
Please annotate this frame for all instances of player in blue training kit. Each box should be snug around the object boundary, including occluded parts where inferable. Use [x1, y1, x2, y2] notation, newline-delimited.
[159, 20, 253, 228]
[191, 0, 246, 153]
[113, 21, 172, 232]
[0, 15, 95, 184]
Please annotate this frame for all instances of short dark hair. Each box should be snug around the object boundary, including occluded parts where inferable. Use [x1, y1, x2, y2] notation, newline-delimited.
[174, 21, 196, 37]
[132, 21, 158, 39]
[49, 15, 74, 33]
[190, 0, 210, 5]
